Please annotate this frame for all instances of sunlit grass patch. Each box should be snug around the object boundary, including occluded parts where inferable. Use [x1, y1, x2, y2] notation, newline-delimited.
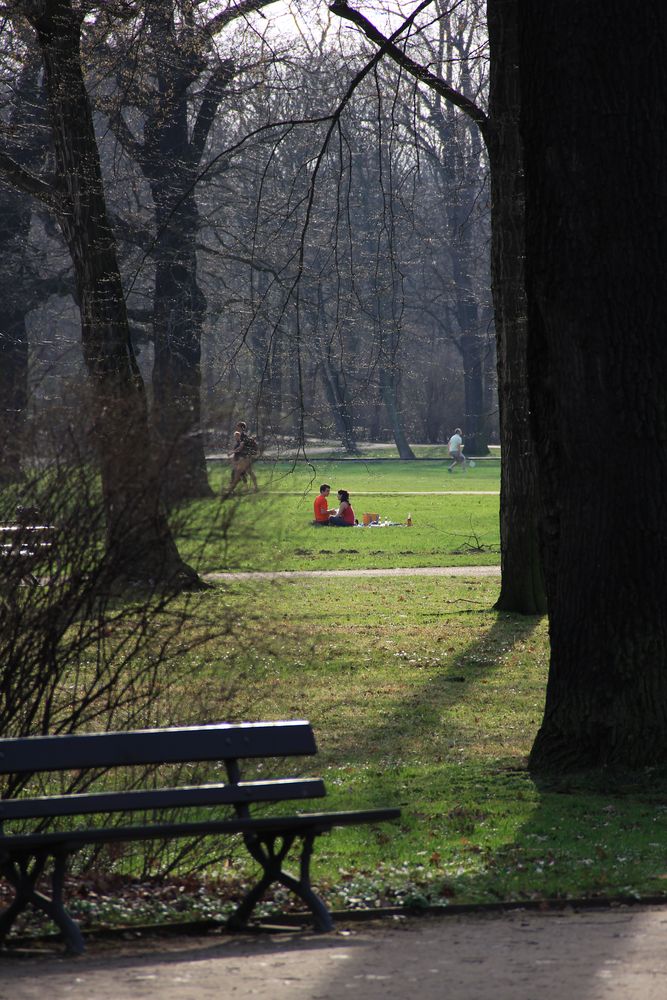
[178, 460, 501, 573]
[184, 575, 667, 912]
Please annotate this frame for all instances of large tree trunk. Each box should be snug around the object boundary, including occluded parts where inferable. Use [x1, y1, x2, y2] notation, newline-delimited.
[521, 2, 667, 770]
[487, 0, 546, 614]
[30, 0, 198, 588]
[151, 191, 213, 502]
[140, 18, 217, 504]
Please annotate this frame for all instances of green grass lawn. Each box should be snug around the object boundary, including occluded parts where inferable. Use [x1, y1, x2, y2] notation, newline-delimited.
[177, 459, 501, 573]
[52, 569, 667, 930]
[204, 575, 667, 913]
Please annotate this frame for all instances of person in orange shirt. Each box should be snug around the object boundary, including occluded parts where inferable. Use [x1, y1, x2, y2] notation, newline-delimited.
[313, 484, 332, 525]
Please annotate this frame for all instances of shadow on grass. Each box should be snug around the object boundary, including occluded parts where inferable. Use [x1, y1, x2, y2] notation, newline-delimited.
[325, 610, 544, 802]
[307, 608, 667, 913]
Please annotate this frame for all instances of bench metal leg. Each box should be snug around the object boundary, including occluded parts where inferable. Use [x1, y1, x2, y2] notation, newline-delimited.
[228, 832, 333, 932]
[0, 853, 85, 955]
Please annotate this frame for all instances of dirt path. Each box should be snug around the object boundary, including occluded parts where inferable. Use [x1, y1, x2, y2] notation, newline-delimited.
[2, 906, 666, 999]
[205, 565, 501, 581]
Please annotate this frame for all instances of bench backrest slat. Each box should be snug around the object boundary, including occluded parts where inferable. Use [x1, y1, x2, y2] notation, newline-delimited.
[0, 721, 317, 774]
[0, 778, 326, 821]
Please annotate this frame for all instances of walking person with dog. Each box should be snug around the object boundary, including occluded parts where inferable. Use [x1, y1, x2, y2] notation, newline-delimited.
[227, 421, 259, 495]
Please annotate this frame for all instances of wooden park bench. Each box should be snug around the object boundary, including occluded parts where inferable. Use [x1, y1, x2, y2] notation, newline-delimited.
[0, 720, 400, 954]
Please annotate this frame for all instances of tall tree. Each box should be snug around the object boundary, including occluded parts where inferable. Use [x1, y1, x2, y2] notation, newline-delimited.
[0, 1, 198, 587]
[521, 2, 667, 769]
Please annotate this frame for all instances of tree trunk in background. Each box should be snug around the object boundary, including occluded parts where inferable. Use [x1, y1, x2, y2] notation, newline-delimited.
[313, 289, 358, 452]
[151, 188, 213, 502]
[521, 1, 667, 769]
[459, 322, 487, 456]
[487, 0, 546, 614]
[29, 0, 198, 587]
[0, 188, 31, 485]
[320, 358, 358, 452]
[381, 371, 415, 459]
[0, 57, 43, 485]
[140, 8, 220, 503]
[329, 0, 544, 611]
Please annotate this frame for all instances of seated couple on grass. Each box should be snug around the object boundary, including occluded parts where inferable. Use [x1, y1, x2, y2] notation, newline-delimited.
[313, 484, 356, 527]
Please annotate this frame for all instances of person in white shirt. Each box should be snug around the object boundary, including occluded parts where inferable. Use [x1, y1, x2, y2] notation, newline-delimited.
[447, 428, 466, 473]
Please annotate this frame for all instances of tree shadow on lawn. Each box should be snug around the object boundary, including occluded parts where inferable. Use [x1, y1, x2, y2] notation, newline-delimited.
[321, 608, 667, 912]
[453, 771, 667, 908]
[325, 610, 544, 797]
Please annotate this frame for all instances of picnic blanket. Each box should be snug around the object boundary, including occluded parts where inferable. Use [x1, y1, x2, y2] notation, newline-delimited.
[355, 521, 405, 527]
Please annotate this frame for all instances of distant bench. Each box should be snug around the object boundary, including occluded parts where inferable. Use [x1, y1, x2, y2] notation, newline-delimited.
[0, 720, 400, 954]
[0, 515, 58, 588]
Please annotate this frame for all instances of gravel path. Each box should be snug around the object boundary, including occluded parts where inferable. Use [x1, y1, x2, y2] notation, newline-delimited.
[205, 565, 501, 581]
[2, 906, 666, 999]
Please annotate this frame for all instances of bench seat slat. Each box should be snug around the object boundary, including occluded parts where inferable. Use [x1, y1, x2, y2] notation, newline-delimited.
[0, 779, 326, 821]
[0, 808, 402, 854]
[0, 721, 317, 774]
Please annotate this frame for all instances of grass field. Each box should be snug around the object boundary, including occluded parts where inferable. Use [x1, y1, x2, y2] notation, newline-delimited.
[195, 574, 667, 914]
[178, 458, 501, 573]
[57, 571, 667, 929]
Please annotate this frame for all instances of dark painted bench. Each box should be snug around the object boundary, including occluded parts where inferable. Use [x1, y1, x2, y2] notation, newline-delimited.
[0, 720, 400, 954]
[0, 518, 58, 587]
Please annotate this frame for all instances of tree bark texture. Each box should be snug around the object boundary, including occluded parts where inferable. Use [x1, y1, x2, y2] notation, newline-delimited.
[0, 57, 44, 484]
[313, 289, 358, 452]
[0, 188, 31, 485]
[28, 0, 198, 587]
[140, 10, 222, 502]
[150, 188, 213, 502]
[521, 1, 667, 769]
[381, 372, 416, 460]
[487, 0, 546, 614]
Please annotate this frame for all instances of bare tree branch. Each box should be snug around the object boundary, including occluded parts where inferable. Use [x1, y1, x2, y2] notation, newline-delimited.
[191, 58, 236, 164]
[329, 0, 491, 142]
[0, 148, 61, 210]
[203, 0, 279, 37]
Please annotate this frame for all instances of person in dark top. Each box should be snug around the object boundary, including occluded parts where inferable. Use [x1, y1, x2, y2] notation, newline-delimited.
[328, 489, 355, 526]
[227, 421, 258, 495]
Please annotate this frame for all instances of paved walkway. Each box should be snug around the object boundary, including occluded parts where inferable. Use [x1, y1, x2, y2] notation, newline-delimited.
[206, 565, 501, 581]
[2, 906, 666, 999]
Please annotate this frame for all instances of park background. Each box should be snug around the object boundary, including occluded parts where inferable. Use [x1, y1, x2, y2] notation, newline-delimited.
[1, 0, 666, 939]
